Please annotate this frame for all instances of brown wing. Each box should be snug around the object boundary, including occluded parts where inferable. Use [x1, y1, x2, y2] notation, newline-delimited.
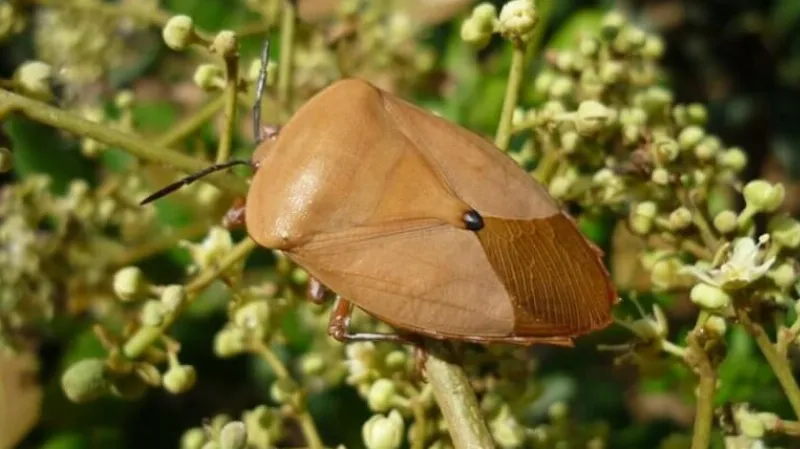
[289, 219, 518, 339]
[476, 214, 615, 337]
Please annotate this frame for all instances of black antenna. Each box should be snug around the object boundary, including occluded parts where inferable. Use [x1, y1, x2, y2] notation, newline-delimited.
[139, 159, 252, 205]
[253, 40, 271, 144]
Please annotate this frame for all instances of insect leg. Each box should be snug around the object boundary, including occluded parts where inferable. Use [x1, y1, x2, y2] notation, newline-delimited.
[327, 296, 413, 344]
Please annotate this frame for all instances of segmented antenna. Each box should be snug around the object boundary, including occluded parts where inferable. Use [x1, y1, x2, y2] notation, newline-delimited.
[253, 40, 271, 144]
[139, 159, 251, 205]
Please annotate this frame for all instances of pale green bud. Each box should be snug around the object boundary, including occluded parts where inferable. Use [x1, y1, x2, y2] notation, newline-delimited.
[384, 351, 408, 371]
[600, 11, 626, 41]
[163, 15, 196, 50]
[210, 30, 238, 56]
[548, 76, 574, 99]
[473, 3, 499, 24]
[738, 411, 765, 439]
[213, 327, 247, 358]
[743, 180, 785, 213]
[651, 168, 670, 185]
[690, 284, 731, 310]
[599, 60, 624, 84]
[668, 207, 692, 231]
[490, 406, 525, 449]
[234, 300, 271, 334]
[460, 18, 492, 49]
[703, 315, 727, 339]
[533, 70, 555, 97]
[141, 300, 166, 327]
[653, 137, 679, 163]
[769, 215, 800, 249]
[181, 428, 207, 449]
[579, 36, 601, 57]
[560, 131, 580, 153]
[61, 358, 109, 403]
[678, 126, 705, 151]
[163, 364, 197, 394]
[575, 100, 611, 135]
[686, 103, 708, 125]
[14, 60, 53, 100]
[219, 422, 247, 449]
[160, 284, 187, 311]
[193, 64, 224, 91]
[768, 263, 796, 290]
[719, 147, 747, 172]
[630, 201, 658, 235]
[651, 258, 685, 290]
[642, 35, 665, 59]
[498, 0, 538, 42]
[300, 353, 326, 377]
[713, 210, 738, 234]
[113, 266, 148, 302]
[363, 410, 405, 449]
[270, 378, 298, 404]
[367, 379, 398, 412]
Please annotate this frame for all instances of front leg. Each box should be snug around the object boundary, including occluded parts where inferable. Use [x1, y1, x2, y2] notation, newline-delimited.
[327, 296, 414, 344]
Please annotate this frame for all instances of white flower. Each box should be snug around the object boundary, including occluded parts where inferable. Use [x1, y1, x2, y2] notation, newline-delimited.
[683, 235, 775, 290]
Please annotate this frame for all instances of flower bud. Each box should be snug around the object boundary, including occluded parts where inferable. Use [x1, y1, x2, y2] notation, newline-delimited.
[652, 137, 679, 163]
[737, 410, 765, 439]
[368, 379, 398, 412]
[533, 71, 555, 97]
[210, 30, 238, 57]
[642, 36, 665, 59]
[641, 86, 672, 113]
[160, 284, 187, 311]
[719, 147, 747, 172]
[112, 266, 148, 302]
[579, 37, 601, 58]
[220, 421, 248, 449]
[678, 126, 704, 151]
[599, 60, 625, 85]
[13, 60, 53, 100]
[743, 180, 785, 213]
[141, 300, 166, 327]
[490, 405, 525, 449]
[548, 76, 573, 99]
[193, 64, 224, 91]
[363, 410, 405, 449]
[109, 372, 148, 400]
[630, 201, 657, 235]
[270, 378, 298, 404]
[560, 131, 580, 154]
[214, 327, 247, 358]
[300, 353, 326, 377]
[163, 15, 196, 50]
[668, 207, 692, 231]
[498, 0, 538, 42]
[201, 443, 220, 449]
[181, 428, 207, 449]
[0, 147, 11, 173]
[650, 258, 685, 290]
[163, 364, 197, 394]
[61, 358, 109, 403]
[703, 315, 727, 339]
[548, 170, 576, 199]
[384, 351, 408, 371]
[600, 11, 626, 41]
[686, 103, 707, 125]
[651, 168, 670, 185]
[768, 263, 796, 290]
[575, 100, 611, 135]
[690, 284, 731, 310]
[473, 2, 499, 24]
[769, 215, 800, 249]
[234, 300, 271, 337]
[713, 210, 738, 234]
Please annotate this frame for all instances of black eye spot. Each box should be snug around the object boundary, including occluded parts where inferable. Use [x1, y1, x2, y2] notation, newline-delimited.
[463, 210, 484, 231]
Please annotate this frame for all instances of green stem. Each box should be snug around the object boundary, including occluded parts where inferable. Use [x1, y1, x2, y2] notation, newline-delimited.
[737, 310, 800, 418]
[0, 88, 248, 196]
[686, 330, 716, 449]
[216, 53, 240, 163]
[112, 221, 211, 266]
[494, 43, 527, 151]
[277, 1, 296, 113]
[256, 344, 324, 449]
[122, 237, 258, 359]
[155, 94, 226, 148]
[424, 341, 496, 449]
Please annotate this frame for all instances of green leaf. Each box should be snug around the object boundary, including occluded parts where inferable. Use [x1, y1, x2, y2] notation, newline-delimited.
[3, 117, 95, 194]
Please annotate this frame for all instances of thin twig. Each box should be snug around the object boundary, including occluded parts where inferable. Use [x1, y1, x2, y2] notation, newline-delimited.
[686, 330, 716, 449]
[424, 341, 496, 449]
[737, 309, 800, 418]
[0, 88, 248, 196]
[494, 43, 527, 151]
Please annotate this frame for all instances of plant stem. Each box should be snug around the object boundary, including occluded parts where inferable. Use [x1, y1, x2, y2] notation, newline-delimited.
[686, 330, 716, 449]
[277, 1, 296, 113]
[155, 94, 226, 148]
[255, 344, 324, 449]
[0, 88, 248, 196]
[122, 237, 258, 359]
[23, 0, 171, 25]
[424, 341, 496, 449]
[737, 309, 800, 418]
[494, 43, 527, 151]
[216, 52, 240, 163]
